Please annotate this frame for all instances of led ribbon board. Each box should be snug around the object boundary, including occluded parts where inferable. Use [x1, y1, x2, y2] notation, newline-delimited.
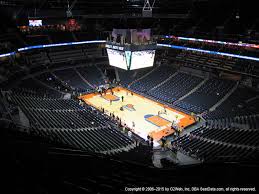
[163, 35, 259, 49]
[1, 40, 258, 63]
[157, 44, 259, 62]
[0, 52, 16, 58]
[18, 40, 106, 52]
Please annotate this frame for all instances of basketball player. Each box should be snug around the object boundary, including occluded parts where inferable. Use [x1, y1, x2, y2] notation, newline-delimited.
[132, 121, 135, 129]
[121, 96, 124, 102]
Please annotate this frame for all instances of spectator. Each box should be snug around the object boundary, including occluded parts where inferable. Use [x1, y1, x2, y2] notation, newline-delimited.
[128, 130, 132, 138]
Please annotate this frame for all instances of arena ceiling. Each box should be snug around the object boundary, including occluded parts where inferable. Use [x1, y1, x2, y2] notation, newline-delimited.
[0, 0, 257, 29]
[0, 0, 192, 13]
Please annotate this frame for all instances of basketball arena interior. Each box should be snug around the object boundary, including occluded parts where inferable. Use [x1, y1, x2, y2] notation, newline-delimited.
[0, 0, 258, 193]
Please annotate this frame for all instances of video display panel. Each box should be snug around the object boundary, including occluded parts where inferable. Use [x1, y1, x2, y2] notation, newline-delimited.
[29, 20, 42, 27]
[130, 50, 155, 70]
[107, 49, 128, 70]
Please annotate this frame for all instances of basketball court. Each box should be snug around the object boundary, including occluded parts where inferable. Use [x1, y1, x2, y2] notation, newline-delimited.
[79, 87, 196, 144]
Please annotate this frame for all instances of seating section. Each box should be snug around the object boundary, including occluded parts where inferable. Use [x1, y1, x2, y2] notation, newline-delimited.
[27, 52, 50, 67]
[12, 96, 83, 111]
[48, 47, 86, 63]
[24, 35, 50, 46]
[118, 68, 152, 87]
[172, 123, 259, 162]
[36, 72, 73, 93]
[54, 69, 92, 92]
[120, 66, 238, 115]
[48, 32, 75, 43]
[84, 46, 103, 57]
[147, 73, 203, 103]
[0, 32, 24, 53]
[206, 115, 259, 131]
[76, 66, 104, 87]
[17, 78, 62, 98]
[0, 58, 21, 82]
[176, 51, 236, 74]
[174, 78, 235, 113]
[205, 87, 259, 119]
[168, 42, 259, 77]
[10, 94, 135, 154]
[130, 66, 176, 92]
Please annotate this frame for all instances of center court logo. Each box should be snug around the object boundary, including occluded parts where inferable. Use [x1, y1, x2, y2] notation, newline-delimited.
[123, 104, 136, 111]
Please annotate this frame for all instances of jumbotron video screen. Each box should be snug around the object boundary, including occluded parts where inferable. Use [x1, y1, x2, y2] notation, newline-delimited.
[130, 50, 156, 70]
[107, 49, 156, 70]
[107, 49, 128, 70]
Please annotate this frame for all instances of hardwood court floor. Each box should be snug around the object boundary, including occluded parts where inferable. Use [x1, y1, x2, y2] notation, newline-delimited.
[79, 87, 195, 142]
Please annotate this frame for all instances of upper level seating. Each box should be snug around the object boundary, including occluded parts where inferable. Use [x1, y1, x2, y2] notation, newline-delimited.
[48, 32, 75, 43]
[174, 50, 259, 77]
[11, 95, 81, 111]
[192, 125, 259, 147]
[0, 54, 27, 84]
[0, 32, 24, 53]
[24, 34, 50, 46]
[11, 88, 51, 98]
[206, 114, 259, 131]
[54, 69, 92, 92]
[0, 58, 18, 82]
[205, 87, 259, 119]
[147, 73, 203, 103]
[74, 32, 90, 41]
[42, 127, 135, 153]
[0, 93, 8, 118]
[23, 109, 107, 129]
[84, 46, 103, 57]
[235, 60, 259, 77]
[172, 123, 259, 162]
[174, 78, 235, 113]
[130, 66, 176, 92]
[48, 47, 85, 63]
[17, 78, 62, 98]
[76, 66, 104, 87]
[10, 94, 135, 154]
[27, 51, 50, 67]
